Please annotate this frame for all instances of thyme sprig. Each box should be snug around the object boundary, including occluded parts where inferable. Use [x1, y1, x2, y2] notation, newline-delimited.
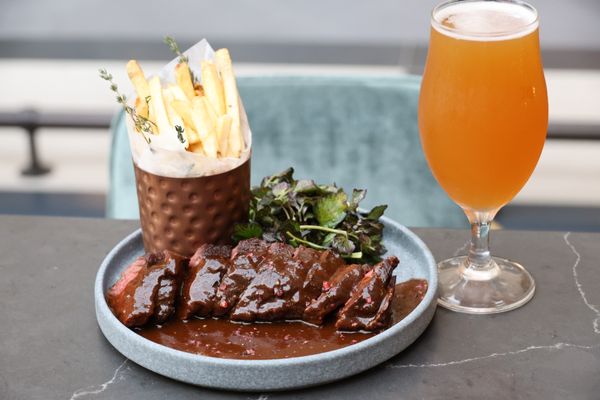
[98, 68, 155, 143]
[164, 36, 189, 64]
[163, 36, 197, 83]
[175, 125, 186, 144]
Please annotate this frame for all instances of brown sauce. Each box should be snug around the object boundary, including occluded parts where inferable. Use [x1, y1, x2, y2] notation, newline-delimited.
[136, 279, 428, 360]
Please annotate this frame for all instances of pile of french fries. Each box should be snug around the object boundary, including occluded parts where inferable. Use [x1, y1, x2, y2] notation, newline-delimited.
[126, 48, 244, 158]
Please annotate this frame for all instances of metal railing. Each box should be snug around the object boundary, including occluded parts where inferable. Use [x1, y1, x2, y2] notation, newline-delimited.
[0, 110, 112, 175]
[0, 109, 599, 176]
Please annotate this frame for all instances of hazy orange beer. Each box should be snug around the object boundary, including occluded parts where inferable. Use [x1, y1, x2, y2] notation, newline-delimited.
[419, 1, 548, 211]
[419, 1, 548, 314]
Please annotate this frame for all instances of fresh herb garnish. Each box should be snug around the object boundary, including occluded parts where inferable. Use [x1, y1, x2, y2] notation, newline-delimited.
[233, 168, 387, 263]
[98, 68, 154, 144]
[164, 36, 189, 64]
[164, 36, 197, 83]
[175, 125, 185, 143]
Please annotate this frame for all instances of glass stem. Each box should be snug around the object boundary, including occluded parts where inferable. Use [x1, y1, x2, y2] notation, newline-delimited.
[463, 208, 498, 271]
[468, 221, 492, 269]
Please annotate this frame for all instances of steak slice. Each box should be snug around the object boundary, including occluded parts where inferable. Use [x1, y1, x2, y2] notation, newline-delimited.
[153, 252, 188, 322]
[230, 242, 307, 321]
[212, 238, 270, 316]
[296, 248, 345, 310]
[106, 251, 186, 327]
[178, 244, 231, 319]
[303, 262, 369, 325]
[335, 256, 399, 331]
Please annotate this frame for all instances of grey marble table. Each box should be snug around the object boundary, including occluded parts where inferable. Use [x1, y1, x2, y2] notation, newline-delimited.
[1, 215, 599, 400]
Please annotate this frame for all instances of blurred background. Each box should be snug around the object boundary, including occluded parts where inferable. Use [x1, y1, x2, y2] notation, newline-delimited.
[0, 0, 598, 231]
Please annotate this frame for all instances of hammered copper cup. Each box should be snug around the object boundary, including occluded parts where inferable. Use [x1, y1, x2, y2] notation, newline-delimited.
[133, 159, 251, 257]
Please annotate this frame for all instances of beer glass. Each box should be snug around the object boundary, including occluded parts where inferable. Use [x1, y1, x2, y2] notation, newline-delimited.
[419, 0, 548, 313]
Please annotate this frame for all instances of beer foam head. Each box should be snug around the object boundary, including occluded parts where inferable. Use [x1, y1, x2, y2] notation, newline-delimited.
[433, 1, 538, 40]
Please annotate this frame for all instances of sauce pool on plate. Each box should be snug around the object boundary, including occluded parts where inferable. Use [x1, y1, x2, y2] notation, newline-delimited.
[137, 279, 428, 360]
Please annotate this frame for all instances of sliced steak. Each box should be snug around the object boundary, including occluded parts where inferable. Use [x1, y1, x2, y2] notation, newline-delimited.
[106, 256, 147, 306]
[178, 244, 231, 319]
[335, 256, 399, 331]
[153, 252, 188, 322]
[231, 242, 308, 321]
[106, 251, 186, 327]
[296, 248, 345, 310]
[303, 262, 369, 325]
[107, 237, 403, 333]
[212, 238, 270, 316]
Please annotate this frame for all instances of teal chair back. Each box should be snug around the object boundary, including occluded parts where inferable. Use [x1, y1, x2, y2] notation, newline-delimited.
[107, 75, 465, 228]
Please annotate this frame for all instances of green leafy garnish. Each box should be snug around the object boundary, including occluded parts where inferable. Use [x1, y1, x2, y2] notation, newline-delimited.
[367, 205, 387, 220]
[314, 191, 348, 228]
[233, 222, 263, 240]
[233, 168, 387, 263]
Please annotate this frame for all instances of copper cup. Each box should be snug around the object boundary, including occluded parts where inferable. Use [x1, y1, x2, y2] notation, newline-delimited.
[133, 159, 251, 257]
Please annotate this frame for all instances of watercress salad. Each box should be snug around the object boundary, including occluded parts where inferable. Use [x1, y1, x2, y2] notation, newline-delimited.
[233, 168, 388, 264]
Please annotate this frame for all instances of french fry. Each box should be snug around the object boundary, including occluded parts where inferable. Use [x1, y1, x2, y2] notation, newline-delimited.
[126, 60, 154, 127]
[165, 84, 188, 102]
[191, 97, 218, 158]
[126, 60, 150, 100]
[163, 90, 189, 149]
[167, 89, 201, 145]
[194, 83, 205, 97]
[201, 61, 226, 115]
[188, 141, 205, 155]
[171, 95, 200, 145]
[185, 123, 201, 145]
[215, 48, 243, 157]
[216, 114, 232, 157]
[134, 96, 149, 119]
[167, 104, 189, 149]
[202, 96, 219, 127]
[148, 77, 170, 134]
[171, 100, 195, 131]
[148, 76, 185, 150]
[175, 63, 195, 100]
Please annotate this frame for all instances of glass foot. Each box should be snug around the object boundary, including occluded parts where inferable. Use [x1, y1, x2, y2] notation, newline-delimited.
[437, 256, 535, 314]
